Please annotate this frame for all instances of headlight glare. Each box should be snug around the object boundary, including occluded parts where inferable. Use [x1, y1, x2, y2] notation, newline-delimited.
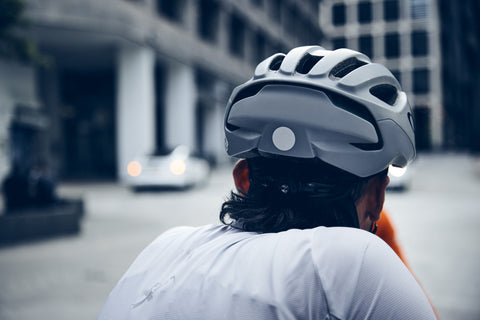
[389, 165, 407, 178]
[170, 160, 186, 175]
[127, 161, 142, 177]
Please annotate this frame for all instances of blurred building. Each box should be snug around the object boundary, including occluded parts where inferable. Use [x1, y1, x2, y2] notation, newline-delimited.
[438, 0, 480, 152]
[319, 0, 443, 150]
[0, 0, 322, 182]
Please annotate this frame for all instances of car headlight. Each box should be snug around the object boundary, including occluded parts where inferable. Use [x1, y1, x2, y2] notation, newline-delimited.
[389, 165, 407, 178]
[127, 161, 142, 177]
[170, 159, 186, 175]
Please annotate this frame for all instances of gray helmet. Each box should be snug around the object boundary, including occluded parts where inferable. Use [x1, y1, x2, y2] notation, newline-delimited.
[224, 45, 415, 177]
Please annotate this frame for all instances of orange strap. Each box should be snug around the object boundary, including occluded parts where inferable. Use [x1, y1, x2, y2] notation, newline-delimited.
[376, 211, 409, 267]
[376, 210, 438, 318]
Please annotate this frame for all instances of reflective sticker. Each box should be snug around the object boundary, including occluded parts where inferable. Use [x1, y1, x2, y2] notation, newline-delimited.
[272, 126, 295, 151]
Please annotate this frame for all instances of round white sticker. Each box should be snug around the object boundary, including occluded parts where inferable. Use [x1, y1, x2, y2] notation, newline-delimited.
[272, 126, 295, 151]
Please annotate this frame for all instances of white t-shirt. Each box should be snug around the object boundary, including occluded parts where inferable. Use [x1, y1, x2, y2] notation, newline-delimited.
[98, 224, 436, 320]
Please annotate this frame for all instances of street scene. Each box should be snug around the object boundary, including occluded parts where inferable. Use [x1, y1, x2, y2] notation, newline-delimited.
[0, 153, 479, 320]
[1, 0, 480, 319]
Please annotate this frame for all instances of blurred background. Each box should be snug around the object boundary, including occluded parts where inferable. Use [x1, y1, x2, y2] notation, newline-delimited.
[0, 0, 479, 319]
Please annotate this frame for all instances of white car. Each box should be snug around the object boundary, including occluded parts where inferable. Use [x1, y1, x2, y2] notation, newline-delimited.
[387, 164, 413, 191]
[125, 146, 210, 190]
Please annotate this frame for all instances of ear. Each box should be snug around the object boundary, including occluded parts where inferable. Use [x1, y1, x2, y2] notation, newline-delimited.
[233, 159, 250, 195]
[356, 174, 389, 230]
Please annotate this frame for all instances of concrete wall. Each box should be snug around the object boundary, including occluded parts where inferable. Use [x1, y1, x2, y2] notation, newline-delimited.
[116, 43, 156, 180]
[164, 62, 197, 150]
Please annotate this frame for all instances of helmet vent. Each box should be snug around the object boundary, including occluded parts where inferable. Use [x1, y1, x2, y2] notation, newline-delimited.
[326, 90, 384, 151]
[369, 84, 398, 105]
[330, 58, 367, 79]
[269, 55, 285, 71]
[226, 122, 240, 132]
[295, 53, 323, 74]
[408, 112, 415, 130]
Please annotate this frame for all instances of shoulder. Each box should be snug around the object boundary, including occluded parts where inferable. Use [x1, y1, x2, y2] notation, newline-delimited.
[310, 227, 436, 319]
[151, 224, 226, 245]
[310, 226, 391, 282]
[121, 225, 225, 275]
[312, 226, 380, 251]
[310, 226, 388, 270]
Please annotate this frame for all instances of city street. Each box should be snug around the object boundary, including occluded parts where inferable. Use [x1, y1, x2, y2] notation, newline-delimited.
[0, 153, 479, 320]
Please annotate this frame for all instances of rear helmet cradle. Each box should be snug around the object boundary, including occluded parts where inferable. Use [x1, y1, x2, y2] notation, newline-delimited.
[224, 45, 415, 178]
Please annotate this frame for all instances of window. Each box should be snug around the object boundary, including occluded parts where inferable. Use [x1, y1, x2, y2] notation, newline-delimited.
[332, 3, 346, 26]
[413, 105, 431, 150]
[410, 0, 428, 19]
[332, 37, 346, 49]
[229, 13, 246, 58]
[250, 0, 263, 8]
[157, 0, 185, 23]
[198, 0, 220, 43]
[413, 69, 430, 93]
[268, 0, 281, 20]
[391, 70, 401, 84]
[359, 35, 373, 58]
[298, 21, 311, 45]
[384, 33, 400, 58]
[383, 0, 399, 21]
[309, 0, 318, 13]
[254, 32, 267, 64]
[411, 30, 429, 56]
[358, 2, 372, 24]
[303, 22, 322, 45]
[284, 5, 298, 37]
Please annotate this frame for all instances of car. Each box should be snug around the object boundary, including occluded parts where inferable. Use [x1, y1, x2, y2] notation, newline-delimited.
[387, 164, 413, 191]
[125, 145, 210, 190]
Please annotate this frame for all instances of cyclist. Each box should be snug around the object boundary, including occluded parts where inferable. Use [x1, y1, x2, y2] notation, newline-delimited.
[98, 46, 437, 319]
[233, 157, 440, 318]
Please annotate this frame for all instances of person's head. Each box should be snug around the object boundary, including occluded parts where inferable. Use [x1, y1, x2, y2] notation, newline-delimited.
[221, 46, 415, 233]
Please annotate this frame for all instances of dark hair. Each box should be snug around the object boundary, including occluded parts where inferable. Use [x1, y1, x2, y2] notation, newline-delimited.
[220, 157, 386, 233]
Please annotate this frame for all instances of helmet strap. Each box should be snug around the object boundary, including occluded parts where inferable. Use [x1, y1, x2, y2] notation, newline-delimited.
[370, 222, 378, 234]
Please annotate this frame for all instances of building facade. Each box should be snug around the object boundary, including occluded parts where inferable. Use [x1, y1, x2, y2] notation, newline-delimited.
[0, 0, 322, 182]
[319, 0, 442, 150]
[438, 0, 480, 152]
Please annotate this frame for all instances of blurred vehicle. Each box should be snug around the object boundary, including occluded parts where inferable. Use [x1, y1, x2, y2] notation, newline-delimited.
[387, 164, 412, 191]
[125, 145, 210, 190]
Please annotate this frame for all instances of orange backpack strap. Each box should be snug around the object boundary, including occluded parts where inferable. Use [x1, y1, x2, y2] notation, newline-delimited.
[377, 210, 439, 318]
[376, 211, 409, 267]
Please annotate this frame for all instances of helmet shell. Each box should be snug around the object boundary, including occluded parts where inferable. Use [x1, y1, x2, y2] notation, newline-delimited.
[224, 46, 415, 177]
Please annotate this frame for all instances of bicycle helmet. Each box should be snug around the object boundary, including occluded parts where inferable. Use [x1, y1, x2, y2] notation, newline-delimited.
[224, 45, 415, 177]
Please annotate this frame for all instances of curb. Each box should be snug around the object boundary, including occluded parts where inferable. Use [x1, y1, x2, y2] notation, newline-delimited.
[0, 199, 84, 245]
